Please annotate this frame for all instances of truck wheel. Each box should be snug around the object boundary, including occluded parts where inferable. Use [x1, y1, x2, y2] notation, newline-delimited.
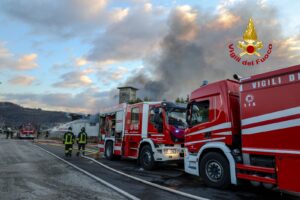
[200, 152, 230, 189]
[105, 141, 114, 160]
[140, 145, 156, 170]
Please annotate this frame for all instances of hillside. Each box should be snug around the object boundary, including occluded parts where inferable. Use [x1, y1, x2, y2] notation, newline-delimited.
[0, 102, 71, 128]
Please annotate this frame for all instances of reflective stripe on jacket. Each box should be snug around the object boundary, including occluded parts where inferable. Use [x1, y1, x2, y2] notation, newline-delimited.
[64, 132, 74, 144]
[77, 132, 87, 144]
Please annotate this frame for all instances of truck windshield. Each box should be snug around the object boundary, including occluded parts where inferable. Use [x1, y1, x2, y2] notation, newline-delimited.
[167, 108, 187, 129]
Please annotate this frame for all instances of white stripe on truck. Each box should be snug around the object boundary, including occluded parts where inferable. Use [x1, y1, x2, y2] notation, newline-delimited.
[242, 106, 300, 126]
[243, 147, 300, 155]
[186, 123, 231, 137]
[242, 118, 300, 135]
[185, 137, 226, 146]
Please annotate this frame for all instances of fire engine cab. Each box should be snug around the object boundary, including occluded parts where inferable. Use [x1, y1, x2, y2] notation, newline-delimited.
[184, 65, 300, 193]
[18, 123, 37, 139]
[98, 101, 186, 170]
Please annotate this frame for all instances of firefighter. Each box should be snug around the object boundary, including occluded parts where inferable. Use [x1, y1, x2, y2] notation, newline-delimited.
[45, 131, 49, 138]
[76, 127, 88, 156]
[9, 128, 13, 139]
[63, 127, 75, 157]
[6, 127, 13, 139]
[5, 126, 9, 139]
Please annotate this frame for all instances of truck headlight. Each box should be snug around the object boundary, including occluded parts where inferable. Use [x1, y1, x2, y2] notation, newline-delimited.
[163, 148, 178, 155]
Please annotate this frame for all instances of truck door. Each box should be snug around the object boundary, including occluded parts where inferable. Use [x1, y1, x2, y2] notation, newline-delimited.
[148, 105, 164, 139]
[186, 98, 216, 153]
[115, 111, 124, 142]
[123, 104, 142, 157]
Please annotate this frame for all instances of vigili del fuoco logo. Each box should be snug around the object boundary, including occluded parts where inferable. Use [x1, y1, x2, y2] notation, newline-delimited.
[228, 18, 272, 66]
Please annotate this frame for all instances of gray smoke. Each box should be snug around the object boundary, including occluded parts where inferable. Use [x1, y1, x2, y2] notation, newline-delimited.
[123, 1, 300, 101]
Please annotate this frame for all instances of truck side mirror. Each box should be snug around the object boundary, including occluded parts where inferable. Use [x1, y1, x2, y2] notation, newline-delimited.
[153, 112, 162, 124]
[186, 104, 192, 127]
[157, 123, 163, 133]
[153, 110, 163, 133]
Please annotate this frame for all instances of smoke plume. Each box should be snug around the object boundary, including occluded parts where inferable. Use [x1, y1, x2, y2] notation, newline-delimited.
[123, 1, 300, 101]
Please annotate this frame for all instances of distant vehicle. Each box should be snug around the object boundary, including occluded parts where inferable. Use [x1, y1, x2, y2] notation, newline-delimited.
[18, 124, 37, 139]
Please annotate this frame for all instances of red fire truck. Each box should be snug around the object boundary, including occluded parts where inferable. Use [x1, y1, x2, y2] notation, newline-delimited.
[184, 64, 300, 193]
[18, 123, 37, 139]
[98, 101, 186, 170]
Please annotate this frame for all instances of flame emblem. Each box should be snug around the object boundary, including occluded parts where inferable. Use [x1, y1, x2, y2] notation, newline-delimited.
[238, 18, 263, 57]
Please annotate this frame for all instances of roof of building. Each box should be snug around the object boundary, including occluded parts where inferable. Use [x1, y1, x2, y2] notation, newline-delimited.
[117, 86, 139, 90]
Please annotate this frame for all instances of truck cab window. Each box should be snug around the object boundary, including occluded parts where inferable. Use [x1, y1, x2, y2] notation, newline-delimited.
[150, 108, 155, 124]
[191, 100, 210, 126]
[131, 107, 140, 124]
[104, 115, 115, 137]
[150, 107, 163, 133]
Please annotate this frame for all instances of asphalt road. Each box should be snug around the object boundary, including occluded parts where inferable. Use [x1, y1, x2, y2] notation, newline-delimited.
[0, 137, 126, 200]
[36, 142, 193, 200]
[0, 136, 297, 200]
[34, 140, 296, 200]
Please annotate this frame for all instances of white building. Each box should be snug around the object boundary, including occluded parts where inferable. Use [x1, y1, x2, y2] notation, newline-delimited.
[49, 115, 99, 138]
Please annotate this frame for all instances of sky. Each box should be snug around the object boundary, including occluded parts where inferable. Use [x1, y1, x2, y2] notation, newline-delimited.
[0, 0, 299, 114]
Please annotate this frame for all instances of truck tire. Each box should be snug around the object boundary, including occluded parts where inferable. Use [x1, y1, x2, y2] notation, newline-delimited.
[105, 141, 114, 160]
[140, 145, 156, 170]
[200, 152, 230, 189]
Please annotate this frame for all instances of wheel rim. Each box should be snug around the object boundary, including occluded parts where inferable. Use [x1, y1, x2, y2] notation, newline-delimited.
[142, 151, 152, 167]
[205, 159, 223, 182]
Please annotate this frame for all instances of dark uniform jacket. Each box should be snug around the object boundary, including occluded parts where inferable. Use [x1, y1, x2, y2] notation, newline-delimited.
[77, 131, 88, 144]
[63, 131, 75, 144]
